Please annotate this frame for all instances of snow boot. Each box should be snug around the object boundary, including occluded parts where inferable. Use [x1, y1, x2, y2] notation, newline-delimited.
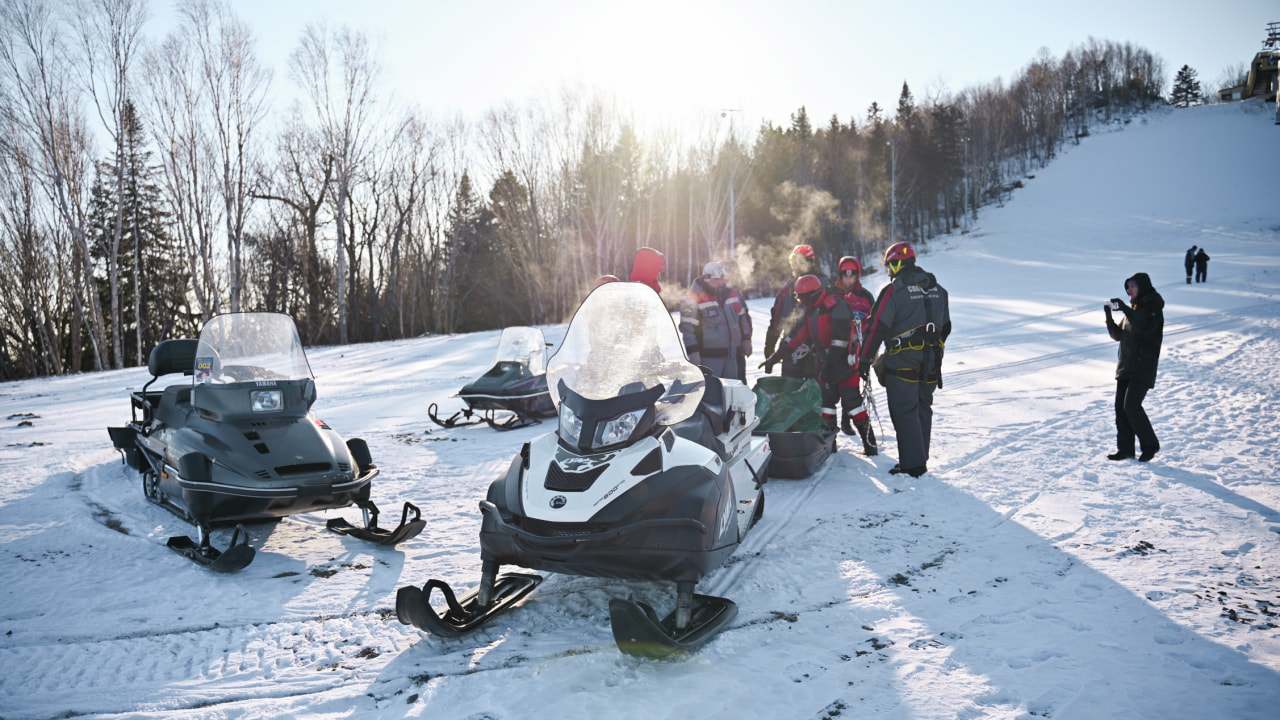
[1107, 450, 1135, 461]
[1138, 444, 1159, 462]
[841, 413, 856, 436]
[889, 463, 927, 478]
[854, 417, 878, 456]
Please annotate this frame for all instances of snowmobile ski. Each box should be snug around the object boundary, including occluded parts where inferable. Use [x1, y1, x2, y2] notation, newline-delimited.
[166, 524, 256, 573]
[609, 592, 739, 658]
[326, 501, 426, 545]
[396, 571, 543, 637]
[426, 403, 487, 429]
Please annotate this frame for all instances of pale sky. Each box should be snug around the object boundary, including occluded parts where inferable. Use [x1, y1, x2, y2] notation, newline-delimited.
[150, 0, 1277, 131]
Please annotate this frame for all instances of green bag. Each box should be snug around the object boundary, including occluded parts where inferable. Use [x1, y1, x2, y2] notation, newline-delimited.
[753, 376, 826, 433]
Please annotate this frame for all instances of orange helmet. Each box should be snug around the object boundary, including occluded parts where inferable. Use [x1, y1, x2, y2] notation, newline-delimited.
[794, 274, 824, 305]
[884, 242, 916, 277]
[791, 244, 816, 261]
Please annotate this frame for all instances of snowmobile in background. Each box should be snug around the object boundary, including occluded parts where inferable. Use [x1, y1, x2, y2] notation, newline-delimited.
[107, 312, 424, 572]
[397, 282, 771, 658]
[428, 326, 557, 431]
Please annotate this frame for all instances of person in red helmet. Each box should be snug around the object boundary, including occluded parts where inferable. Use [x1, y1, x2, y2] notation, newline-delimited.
[629, 247, 665, 294]
[857, 241, 950, 477]
[763, 244, 831, 379]
[835, 256, 877, 454]
[761, 274, 856, 434]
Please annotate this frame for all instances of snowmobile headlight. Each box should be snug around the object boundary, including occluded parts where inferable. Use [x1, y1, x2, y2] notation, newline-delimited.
[595, 408, 645, 448]
[251, 389, 284, 412]
[558, 403, 583, 445]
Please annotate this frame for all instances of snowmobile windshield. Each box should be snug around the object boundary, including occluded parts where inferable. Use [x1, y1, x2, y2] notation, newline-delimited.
[492, 326, 548, 376]
[547, 282, 704, 426]
[193, 313, 312, 385]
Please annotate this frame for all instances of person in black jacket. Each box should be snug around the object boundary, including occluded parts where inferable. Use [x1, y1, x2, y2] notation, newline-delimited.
[857, 242, 950, 477]
[1183, 245, 1196, 284]
[1193, 248, 1210, 283]
[1104, 272, 1164, 462]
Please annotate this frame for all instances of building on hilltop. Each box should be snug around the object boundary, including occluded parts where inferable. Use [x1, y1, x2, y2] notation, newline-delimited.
[1216, 21, 1279, 121]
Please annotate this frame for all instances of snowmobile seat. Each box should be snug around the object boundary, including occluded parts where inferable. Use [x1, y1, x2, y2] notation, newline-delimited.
[148, 339, 198, 378]
[670, 372, 729, 458]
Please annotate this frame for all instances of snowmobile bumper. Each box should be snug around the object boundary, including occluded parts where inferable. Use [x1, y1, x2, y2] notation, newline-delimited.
[477, 500, 731, 583]
[172, 464, 377, 526]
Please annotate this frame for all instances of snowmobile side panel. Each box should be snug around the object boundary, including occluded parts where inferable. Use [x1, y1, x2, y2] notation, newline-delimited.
[396, 573, 543, 637]
[609, 594, 738, 658]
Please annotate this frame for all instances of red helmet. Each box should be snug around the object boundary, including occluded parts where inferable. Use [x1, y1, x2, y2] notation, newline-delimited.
[794, 274, 824, 304]
[884, 241, 916, 276]
[837, 256, 862, 279]
[790, 244, 816, 261]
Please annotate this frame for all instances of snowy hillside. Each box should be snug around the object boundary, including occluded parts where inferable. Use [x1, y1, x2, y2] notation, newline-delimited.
[2, 99, 1279, 720]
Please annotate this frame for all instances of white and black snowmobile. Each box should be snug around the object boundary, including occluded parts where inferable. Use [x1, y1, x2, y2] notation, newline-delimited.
[428, 326, 557, 431]
[107, 312, 424, 572]
[397, 282, 771, 657]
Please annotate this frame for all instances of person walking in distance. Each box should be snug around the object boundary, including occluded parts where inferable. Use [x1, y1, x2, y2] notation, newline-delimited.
[679, 262, 753, 381]
[1193, 247, 1210, 283]
[1104, 272, 1164, 462]
[1184, 245, 1196, 285]
[835, 256, 877, 455]
[856, 242, 950, 477]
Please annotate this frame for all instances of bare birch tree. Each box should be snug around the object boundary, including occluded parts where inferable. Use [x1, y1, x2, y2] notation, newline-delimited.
[289, 23, 381, 344]
[0, 0, 105, 371]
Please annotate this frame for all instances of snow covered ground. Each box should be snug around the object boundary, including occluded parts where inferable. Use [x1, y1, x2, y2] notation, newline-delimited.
[2, 99, 1278, 720]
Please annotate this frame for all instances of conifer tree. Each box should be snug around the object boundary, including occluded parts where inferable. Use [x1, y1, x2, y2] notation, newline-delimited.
[1169, 65, 1202, 108]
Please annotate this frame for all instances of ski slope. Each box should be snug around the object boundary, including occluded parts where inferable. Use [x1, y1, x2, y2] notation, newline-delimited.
[1, 99, 1278, 719]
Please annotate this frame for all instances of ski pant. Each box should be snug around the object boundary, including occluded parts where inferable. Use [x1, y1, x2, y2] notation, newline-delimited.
[1195, 267, 1207, 283]
[1185, 265, 1193, 284]
[883, 374, 936, 470]
[1114, 378, 1158, 455]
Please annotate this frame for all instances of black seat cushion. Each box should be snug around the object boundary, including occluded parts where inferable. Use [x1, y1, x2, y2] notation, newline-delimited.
[148, 339, 198, 377]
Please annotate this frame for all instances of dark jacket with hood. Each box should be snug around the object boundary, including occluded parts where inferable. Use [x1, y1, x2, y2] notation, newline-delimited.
[859, 263, 951, 384]
[1107, 272, 1164, 388]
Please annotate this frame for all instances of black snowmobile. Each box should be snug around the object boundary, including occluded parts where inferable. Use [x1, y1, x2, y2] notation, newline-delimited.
[397, 282, 771, 658]
[428, 326, 557, 431]
[107, 312, 425, 572]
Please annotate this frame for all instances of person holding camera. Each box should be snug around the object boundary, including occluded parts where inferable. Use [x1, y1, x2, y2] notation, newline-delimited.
[1104, 272, 1165, 462]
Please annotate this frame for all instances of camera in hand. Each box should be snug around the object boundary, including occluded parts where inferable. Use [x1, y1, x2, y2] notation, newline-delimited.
[1110, 299, 1123, 311]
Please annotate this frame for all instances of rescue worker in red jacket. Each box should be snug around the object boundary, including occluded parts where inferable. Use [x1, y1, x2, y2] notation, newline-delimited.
[629, 247, 665, 294]
[835, 256, 877, 455]
[680, 262, 753, 381]
[763, 244, 831, 379]
[856, 242, 950, 477]
[761, 274, 857, 434]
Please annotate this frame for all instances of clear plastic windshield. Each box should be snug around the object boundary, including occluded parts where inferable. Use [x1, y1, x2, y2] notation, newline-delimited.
[547, 282, 704, 426]
[493, 326, 548, 376]
[193, 313, 312, 384]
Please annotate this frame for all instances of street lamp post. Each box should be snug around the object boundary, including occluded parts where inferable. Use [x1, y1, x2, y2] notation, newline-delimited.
[886, 139, 897, 243]
[722, 109, 741, 257]
[961, 136, 971, 228]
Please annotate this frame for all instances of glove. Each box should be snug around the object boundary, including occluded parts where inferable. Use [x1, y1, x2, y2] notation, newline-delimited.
[759, 348, 785, 374]
[1110, 298, 1125, 311]
[688, 351, 702, 366]
[1103, 303, 1112, 313]
[741, 339, 752, 357]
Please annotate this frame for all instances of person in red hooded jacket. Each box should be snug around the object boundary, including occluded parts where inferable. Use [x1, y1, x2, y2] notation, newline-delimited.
[834, 256, 877, 454]
[761, 274, 857, 436]
[629, 247, 665, 294]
